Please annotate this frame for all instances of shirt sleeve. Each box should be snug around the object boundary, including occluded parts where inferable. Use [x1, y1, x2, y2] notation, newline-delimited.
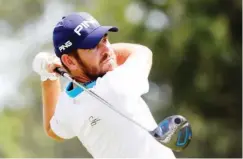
[50, 93, 75, 139]
[50, 115, 75, 139]
[103, 52, 150, 97]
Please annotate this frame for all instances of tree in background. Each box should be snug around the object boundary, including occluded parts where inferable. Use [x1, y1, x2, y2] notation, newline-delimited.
[0, 0, 241, 158]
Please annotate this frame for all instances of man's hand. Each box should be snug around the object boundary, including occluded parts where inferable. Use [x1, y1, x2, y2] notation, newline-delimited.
[32, 52, 62, 81]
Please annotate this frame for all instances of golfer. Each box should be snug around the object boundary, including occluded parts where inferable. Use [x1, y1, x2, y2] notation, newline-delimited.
[33, 12, 176, 158]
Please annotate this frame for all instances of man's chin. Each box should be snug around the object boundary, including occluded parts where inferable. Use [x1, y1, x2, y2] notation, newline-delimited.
[107, 64, 117, 72]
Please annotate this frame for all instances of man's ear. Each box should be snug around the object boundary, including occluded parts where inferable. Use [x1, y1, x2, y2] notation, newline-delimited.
[61, 54, 78, 70]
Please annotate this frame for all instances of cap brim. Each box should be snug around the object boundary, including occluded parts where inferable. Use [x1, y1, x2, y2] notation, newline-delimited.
[77, 26, 118, 49]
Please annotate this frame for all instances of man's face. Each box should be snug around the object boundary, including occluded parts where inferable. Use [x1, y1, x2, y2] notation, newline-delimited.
[72, 34, 118, 80]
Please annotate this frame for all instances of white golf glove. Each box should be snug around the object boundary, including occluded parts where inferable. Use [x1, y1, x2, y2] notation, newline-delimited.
[32, 52, 61, 81]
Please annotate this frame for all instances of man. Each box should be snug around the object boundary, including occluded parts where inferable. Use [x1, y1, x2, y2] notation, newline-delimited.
[32, 12, 176, 158]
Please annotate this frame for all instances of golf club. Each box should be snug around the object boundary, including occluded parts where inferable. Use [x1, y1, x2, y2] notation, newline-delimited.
[54, 67, 192, 152]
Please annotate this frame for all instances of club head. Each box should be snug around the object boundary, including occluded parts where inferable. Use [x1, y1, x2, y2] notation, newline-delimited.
[151, 115, 192, 152]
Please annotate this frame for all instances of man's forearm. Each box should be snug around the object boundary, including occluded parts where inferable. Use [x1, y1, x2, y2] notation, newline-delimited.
[41, 79, 61, 133]
[112, 43, 153, 78]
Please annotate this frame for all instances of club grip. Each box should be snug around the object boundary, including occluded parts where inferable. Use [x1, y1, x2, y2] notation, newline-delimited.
[54, 67, 66, 76]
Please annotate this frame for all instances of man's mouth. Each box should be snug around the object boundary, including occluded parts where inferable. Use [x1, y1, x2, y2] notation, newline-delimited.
[102, 58, 112, 65]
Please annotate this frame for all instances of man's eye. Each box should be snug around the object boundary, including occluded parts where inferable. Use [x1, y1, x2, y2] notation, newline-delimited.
[86, 48, 95, 53]
[90, 47, 96, 51]
[102, 37, 108, 43]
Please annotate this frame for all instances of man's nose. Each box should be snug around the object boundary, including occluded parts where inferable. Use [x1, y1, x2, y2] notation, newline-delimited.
[99, 43, 110, 55]
[99, 41, 109, 49]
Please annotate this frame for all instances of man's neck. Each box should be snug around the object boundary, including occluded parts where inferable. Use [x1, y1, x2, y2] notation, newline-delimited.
[73, 76, 91, 84]
[71, 71, 105, 87]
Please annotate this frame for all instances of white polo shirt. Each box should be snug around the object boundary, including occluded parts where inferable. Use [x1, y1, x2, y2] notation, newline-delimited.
[50, 54, 176, 158]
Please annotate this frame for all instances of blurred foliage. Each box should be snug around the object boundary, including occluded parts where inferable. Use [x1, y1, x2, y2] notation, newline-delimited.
[0, 0, 241, 158]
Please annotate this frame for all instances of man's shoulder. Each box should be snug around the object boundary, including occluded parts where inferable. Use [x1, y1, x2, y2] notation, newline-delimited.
[61, 80, 116, 101]
[64, 81, 96, 98]
[96, 70, 122, 89]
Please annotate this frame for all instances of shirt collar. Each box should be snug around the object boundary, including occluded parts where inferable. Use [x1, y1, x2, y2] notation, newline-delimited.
[65, 81, 96, 98]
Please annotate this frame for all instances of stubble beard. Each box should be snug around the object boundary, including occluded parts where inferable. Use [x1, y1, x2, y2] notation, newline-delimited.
[78, 60, 105, 81]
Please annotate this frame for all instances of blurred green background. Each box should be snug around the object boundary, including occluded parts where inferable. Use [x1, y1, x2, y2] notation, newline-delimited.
[0, 0, 241, 158]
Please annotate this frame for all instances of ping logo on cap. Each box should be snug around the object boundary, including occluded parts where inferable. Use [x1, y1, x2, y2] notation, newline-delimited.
[74, 18, 98, 36]
[59, 40, 72, 52]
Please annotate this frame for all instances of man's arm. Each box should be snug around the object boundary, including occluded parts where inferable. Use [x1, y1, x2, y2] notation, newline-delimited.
[41, 79, 64, 141]
[113, 44, 131, 66]
[112, 43, 153, 79]
[109, 43, 153, 96]
[32, 52, 64, 141]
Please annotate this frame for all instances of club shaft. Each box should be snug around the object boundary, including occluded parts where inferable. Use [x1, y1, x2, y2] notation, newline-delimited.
[61, 71, 151, 133]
